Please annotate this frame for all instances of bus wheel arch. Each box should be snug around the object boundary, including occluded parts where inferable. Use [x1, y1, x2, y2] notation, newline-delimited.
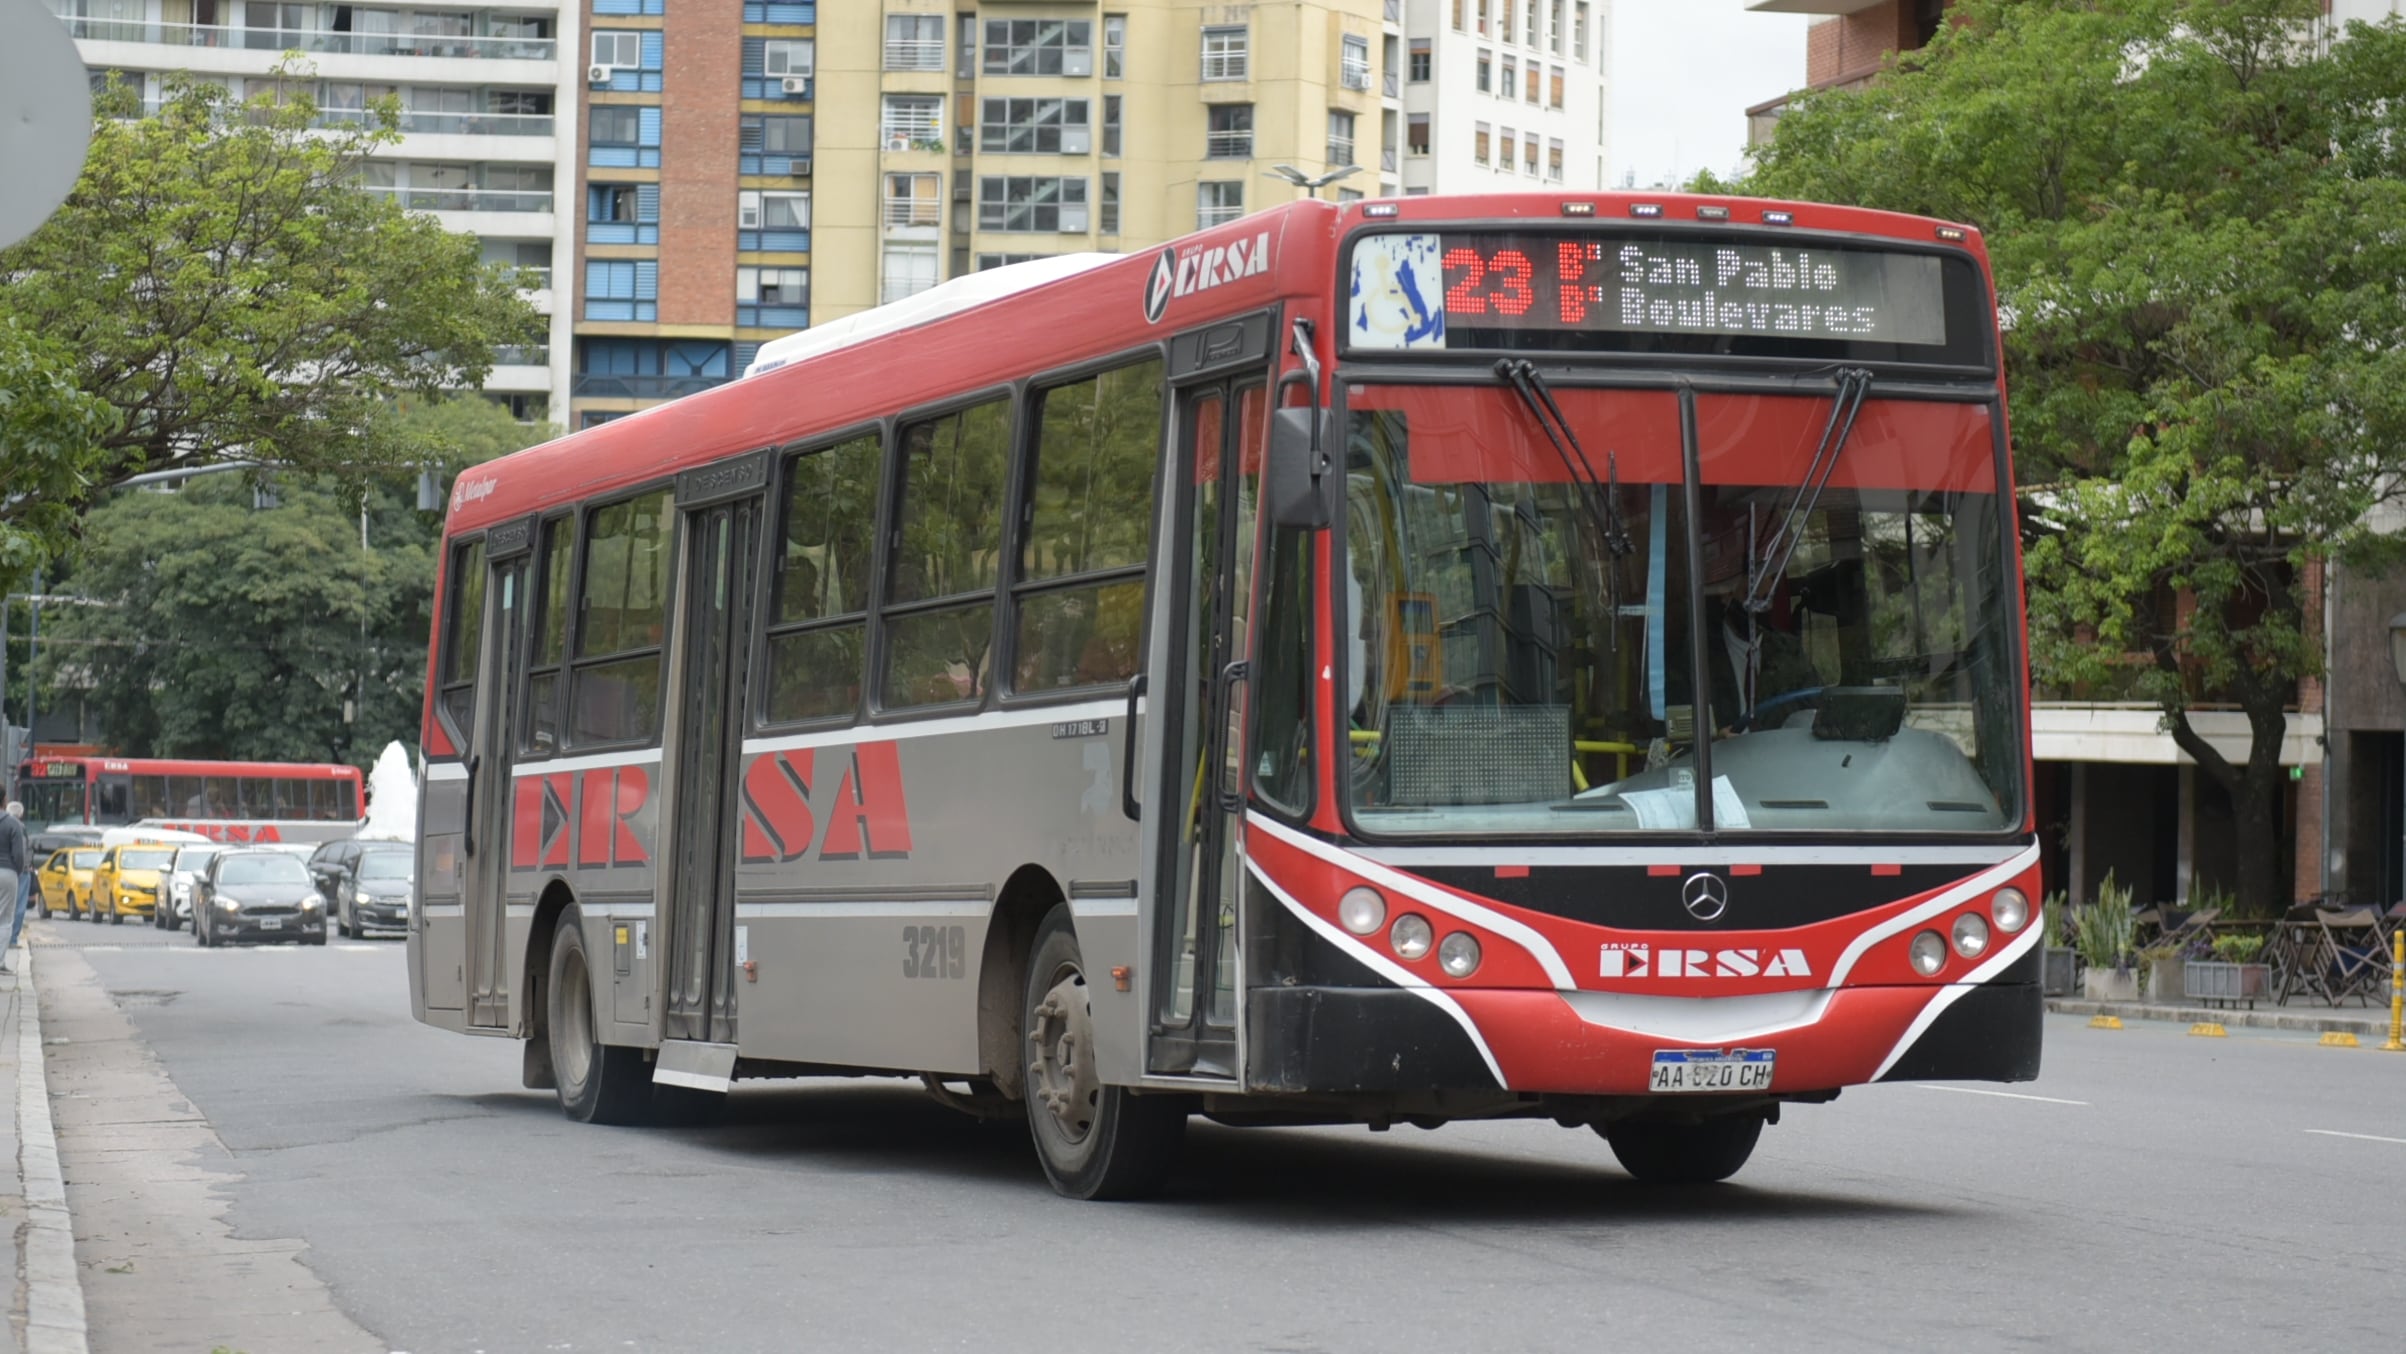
[976, 865, 1060, 1103]
[519, 879, 578, 1091]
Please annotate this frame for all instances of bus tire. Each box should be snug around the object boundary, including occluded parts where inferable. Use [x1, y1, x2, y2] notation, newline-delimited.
[1599, 1113, 1765, 1185]
[546, 906, 650, 1126]
[1021, 905, 1184, 1200]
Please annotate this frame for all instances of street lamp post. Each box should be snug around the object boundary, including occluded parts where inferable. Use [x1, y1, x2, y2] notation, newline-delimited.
[1263, 163, 1362, 200]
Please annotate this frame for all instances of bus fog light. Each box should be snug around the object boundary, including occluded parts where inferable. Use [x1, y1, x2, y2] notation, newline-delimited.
[1991, 887, 2030, 934]
[1952, 913, 1991, 959]
[1909, 930, 1947, 976]
[1338, 887, 1387, 936]
[1437, 932, 1482, 978]
[1390, 913, 1433, 960]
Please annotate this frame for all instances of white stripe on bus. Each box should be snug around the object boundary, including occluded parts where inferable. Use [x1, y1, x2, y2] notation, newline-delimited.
[1355, 843, 2028, 868]
[741, 697, 1125, 756]
[1245, 859, 1508, 1089]
[510, 747, 665, 778]
[1245, 813, 1579, 990]
[733, 900, 990, 919]
[1868, 884, 2046, 1082]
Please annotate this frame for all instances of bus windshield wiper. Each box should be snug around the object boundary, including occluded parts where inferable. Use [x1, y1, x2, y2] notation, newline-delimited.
[1495, 359, 1631, 559]
[1745, 367, 1873, 616]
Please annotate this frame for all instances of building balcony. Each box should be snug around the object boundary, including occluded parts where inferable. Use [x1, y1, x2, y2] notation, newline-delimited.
[1204, 132, 1253, 159]
[365, 186, 553, 214]
[882, 198, 942, 228]
[570, 373, 732, 401]
[486, 364, 555, 394]
[883, 39, 947, 71]
[58, 18, 557, 60]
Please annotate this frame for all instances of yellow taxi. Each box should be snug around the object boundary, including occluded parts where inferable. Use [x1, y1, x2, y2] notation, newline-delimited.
[90, 843, 179, 926]
[35, 847, 103, 920]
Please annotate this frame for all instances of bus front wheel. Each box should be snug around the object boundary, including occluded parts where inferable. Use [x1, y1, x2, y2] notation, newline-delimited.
[1021, 906, 1184, 1201]
[1598, 1112, 1765, 1185]
[546, 906, 651, 1126]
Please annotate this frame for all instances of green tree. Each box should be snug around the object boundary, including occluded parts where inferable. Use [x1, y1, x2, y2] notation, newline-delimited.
[1748, 1, 2406, 912]
[35, 400, 545, 769]
[0, 72, 542, 569]
[0, 320, 118, 597]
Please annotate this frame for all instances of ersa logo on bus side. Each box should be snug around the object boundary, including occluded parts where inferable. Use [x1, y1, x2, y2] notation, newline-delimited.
[1144, 232, 1273, 324]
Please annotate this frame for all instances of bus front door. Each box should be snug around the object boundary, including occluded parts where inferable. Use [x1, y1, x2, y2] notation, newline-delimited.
[659, 482, 763, 1050]
[466, 545, 530, 1030]
[1144, 378, 1267, 1079]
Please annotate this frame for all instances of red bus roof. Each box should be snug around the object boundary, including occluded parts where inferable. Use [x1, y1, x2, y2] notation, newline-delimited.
[23, 757, 361, 780]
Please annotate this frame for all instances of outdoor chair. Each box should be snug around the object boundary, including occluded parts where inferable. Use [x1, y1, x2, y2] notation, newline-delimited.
[2265, 905, 2328, 1005]
[2311, 907, 2389, 1007]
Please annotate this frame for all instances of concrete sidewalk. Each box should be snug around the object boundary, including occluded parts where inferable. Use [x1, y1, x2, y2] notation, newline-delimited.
[2046, 995, 2402, 1040]
[5, 942, 90, 1354]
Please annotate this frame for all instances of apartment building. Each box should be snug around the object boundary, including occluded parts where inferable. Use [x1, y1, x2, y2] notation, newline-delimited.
[1399, 0, 1611, 195]
[50, 1, 580, 426]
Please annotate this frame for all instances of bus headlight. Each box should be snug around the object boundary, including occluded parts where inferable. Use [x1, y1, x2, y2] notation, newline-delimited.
[1338, 887, 1387, 936]
[1909, 930, 1947, 976]
[1952, 913, 1990, 959]
[1389, 913, 1433, 960]
[1991, 887, 2030, 935]
[1437, 932, 1482, 979]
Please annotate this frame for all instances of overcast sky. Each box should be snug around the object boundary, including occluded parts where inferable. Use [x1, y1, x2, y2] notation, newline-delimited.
[1608, 1, 1812, 188]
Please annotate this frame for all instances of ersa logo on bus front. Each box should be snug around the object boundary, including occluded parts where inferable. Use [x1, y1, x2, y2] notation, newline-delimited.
[1144, 232, 1273, 324]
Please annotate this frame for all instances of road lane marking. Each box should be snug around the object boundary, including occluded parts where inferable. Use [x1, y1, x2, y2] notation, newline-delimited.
[1912, 1085, 2089, 1106]
[2304, 1130, 2406, 1146]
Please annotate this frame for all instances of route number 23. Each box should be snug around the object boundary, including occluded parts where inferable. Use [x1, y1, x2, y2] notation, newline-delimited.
[903, 924, 968, 980]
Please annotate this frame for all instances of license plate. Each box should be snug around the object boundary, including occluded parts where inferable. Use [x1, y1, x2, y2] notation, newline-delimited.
[259, 917, 284, 930]
[1650, 1049, 1774, 1093]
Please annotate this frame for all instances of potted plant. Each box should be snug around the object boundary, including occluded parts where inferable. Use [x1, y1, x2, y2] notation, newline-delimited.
[2041, 891, 2077, 996]
[2184, 932, 2270, 1008]
[2074, 872, 2138, 1001]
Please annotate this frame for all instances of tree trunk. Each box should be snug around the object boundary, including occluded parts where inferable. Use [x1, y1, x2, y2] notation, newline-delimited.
[2163, 693, 2292, 916]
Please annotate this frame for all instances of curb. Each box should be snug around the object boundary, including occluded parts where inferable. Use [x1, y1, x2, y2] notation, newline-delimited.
[15, 946, 89, 1354]
[2046, 997, 2391, 1039]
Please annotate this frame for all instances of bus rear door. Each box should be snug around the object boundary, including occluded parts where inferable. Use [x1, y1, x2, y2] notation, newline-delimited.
[465, 522, 534, 1029]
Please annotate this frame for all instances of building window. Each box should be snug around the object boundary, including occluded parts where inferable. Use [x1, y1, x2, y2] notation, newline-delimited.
[1549, 0, 1566, 55]
[1409, 39, 1431, 82]
[1100, 170, 1119, 233]
[1501, 0, 1516, 45]
[1523, 0, 1539, 47]
[1574, 1, 1589, 61]
[1473, 121, 1490, 165]
[1452, 0, 1464, 31]
[1547, 137, 1564, 182]
[1499, 127, 1515, 172]
[740, 113, 813, 173]
[981, 98, 1093, 154]
[1327, 110, 1356, 167]
[884, 14, 945, 70]
[884, 172, 941, 227]
[1102, 95, 1122, 156]
[958, 12, 978, 77]
[764, 39, 813, 76]
[1206, 104, 1252, 159]
[591, 105, 639, 148]
[1526, 63, 1541, 103]
[589, 183, 636, 222]
[979, 176, 1090, 232]
[1201, 25, 1248, 81]
[739, 189, 809, 230]
[1340, 34, 1371, 91]
[591, 30, 640, 69]
[1476, 0, 1489, 38]
[984, 19, 1094, 77]
[1523, 134, 1539, 175]
[1549, 65, 1565, 109]
[1407, 112, 1429, 155]
[977, 253, 1049, 270]
[1476, 50, 1492, 94]
[737, 266, 809, 327]
[1197, 180, 1243, 229]
[881, 95, 943, 151]
[1104, 13, 1126, 78]
[1501, 56, 1517, 99]
[882, 244, 939, 304]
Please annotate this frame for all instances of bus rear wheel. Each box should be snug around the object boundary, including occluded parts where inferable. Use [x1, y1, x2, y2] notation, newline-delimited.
[1021, 905, 1184, 1200]
[546, 906, 651, 1126]
[1598, 1112, 1765, 1185]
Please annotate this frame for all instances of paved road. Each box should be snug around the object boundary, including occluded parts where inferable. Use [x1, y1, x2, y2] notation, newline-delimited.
[30, 914, 2406, 1354]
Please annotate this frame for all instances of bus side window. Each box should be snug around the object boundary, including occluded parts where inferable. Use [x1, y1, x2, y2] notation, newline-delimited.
[569, 488, 673, 744]
[95, 776, 132, 826]
[130, 774, 169, 820]
[883, 397, 1012, 710]
[763, 431, 880, 724]
[206, 776, 238, 817]
[335, 779, 358, 820]
[523, 515, 576, 754]
[1012, 356, 1162, 694]
[439, 538, 488, 741]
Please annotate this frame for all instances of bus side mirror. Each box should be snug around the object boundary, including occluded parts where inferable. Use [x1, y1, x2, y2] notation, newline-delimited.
[1267, 407, 1333, 530]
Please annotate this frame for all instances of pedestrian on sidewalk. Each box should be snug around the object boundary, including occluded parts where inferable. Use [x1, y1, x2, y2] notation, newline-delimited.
[0, 800, 26, 973]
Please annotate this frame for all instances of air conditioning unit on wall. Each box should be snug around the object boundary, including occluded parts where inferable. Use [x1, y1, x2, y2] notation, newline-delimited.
[781, 75, 808, 95]
[587, 64, 613, 83]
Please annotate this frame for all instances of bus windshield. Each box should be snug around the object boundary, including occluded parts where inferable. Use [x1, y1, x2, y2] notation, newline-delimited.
[1340, 383, 2022, 837]
[21, 779, 85, 828]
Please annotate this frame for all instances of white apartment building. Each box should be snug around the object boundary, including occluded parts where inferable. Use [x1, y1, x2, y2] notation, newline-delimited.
[1401, 0, 1612, 194]
[45, 1, 579, 426]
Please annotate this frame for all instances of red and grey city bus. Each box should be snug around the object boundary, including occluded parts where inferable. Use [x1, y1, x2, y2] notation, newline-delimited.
[414, 193, 2037, 1199]
[15, 756, 365, 844]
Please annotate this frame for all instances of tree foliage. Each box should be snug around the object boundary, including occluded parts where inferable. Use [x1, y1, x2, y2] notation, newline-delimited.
[1747, 1, 2406, 910]
[35, 400, 545, 768]
[0, 72, 543, 566]
[0, 320, 119, 596]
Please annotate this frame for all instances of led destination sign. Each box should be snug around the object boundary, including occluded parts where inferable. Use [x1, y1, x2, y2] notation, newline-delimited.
[1348, 231, 1953, 352]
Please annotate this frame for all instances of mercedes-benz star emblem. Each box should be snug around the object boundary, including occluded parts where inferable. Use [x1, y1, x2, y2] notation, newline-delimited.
[1143, 247, 1176, 324]
[1681, 871, 1730, 922]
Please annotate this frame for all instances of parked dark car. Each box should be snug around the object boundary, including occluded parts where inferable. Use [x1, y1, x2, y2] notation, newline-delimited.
[306, 838, 363, 899]
[194, 849, 326, 947]
[330, 843, 414, 939]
